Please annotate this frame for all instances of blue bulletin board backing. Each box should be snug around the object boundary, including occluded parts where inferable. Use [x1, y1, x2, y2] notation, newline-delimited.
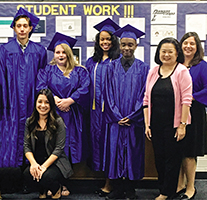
[1, 1, 207, 67]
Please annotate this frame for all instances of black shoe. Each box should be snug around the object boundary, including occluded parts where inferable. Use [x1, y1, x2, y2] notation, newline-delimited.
[171, 188, 186, 199]
[126, 193, 137, 199]
[105, 190, 125, 200]
[180, 188, 197, 200]
[125, 188, 136, 200]
[95, 188, 100, 194]
[95, 188, 110, 197]
[22, 184, 30, 194]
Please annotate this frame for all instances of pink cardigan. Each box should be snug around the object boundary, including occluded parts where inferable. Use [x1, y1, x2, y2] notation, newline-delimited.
[143, 63, 192, 128]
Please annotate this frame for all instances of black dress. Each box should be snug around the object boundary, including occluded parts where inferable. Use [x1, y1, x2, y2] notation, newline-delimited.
[34, 130, 48, 165]
[184, 100, 207, 157]
[150, 67, 183, 197]
[151, 76, 174, 129]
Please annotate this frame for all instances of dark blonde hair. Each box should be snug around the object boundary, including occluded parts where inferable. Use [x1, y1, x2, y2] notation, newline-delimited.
[50, 43, 78, 77]
[180, 32, 204, 66]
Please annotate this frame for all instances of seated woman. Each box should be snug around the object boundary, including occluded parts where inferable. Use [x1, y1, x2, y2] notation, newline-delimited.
[23, 88, 73, 199]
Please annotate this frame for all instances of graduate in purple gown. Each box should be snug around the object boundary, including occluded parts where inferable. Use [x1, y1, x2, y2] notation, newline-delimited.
[0, 8, 47, 167]
[85, 18, 120, 196]
[36, 32, 90, 165]
[103, 24, 149, 199]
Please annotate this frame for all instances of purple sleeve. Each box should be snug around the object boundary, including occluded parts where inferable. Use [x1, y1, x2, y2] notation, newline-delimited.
[39, 46, 47, 70]
[192, 62, 207, 106]
[103, 63, 123, 123]
[36, 67, 49, 92]
[70, 67, 90, 109]
[126, 62, 149, 123]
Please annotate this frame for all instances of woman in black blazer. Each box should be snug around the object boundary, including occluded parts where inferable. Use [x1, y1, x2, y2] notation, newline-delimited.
[23, 89, 73, 199]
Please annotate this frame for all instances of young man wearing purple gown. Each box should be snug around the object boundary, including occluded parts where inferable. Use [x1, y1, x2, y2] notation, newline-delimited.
[0, 8, 47, 167]
[103, 24, 149, 199]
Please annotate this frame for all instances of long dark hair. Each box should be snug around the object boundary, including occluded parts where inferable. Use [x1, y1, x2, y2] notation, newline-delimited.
[180, 32, 204, 67]
[155, 37, 184, 65]
[28, 89, 60, 138]
[92, 31, 120, 63]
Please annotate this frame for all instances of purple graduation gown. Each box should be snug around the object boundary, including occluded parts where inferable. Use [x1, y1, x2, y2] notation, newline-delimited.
[36, 64, 90, 164]
[190, 60, 207, 106]
[85, 57, 110, 171]
[0, 39, 47, 167]
[103, 57, 149, 180]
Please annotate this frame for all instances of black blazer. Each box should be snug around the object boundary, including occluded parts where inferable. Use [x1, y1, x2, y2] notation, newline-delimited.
[24, 117, 73, 178]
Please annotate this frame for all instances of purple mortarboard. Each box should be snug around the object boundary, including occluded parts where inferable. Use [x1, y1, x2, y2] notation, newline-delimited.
[47, 32, 77, 51]
[10, 7, 39, 37]
[114, 24, 145, 40]
[93, 18, 120, 33]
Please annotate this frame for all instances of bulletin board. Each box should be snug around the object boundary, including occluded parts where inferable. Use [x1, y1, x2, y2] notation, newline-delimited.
[2, 0, 206, 178]
[0, 1, 207, 68]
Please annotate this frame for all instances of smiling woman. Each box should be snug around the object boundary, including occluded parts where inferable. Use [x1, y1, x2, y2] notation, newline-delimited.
[23, 89, 73, 199]
[36, 94, 50, 117]
[182, 36, 197, 59]
[143, 37, 192, 200]
[176, 32, 207, 200]
[99, 31, 112, 53]
[85, 18, 120, 197]
[36, 32, 90, 196]
[158, 43, 178, 75]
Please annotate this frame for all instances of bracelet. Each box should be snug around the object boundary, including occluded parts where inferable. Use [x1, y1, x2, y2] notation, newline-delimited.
[180, 122, 187, 126]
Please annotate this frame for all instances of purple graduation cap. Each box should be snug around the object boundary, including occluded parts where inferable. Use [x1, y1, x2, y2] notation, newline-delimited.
[93, 18, 120, 33]
[47, 32, 77, 51]
[10, 7, 39, 37]
[114, 24, 145, 40]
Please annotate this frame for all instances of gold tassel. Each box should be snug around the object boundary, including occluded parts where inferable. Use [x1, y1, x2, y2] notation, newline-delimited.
[102, 101, 104, 112]
[92, 98, 96, 110]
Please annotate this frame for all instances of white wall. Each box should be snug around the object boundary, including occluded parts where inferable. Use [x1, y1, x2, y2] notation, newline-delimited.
[197, 156, 207, 172]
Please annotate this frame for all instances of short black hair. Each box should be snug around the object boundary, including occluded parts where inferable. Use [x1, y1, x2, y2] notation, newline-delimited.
[154, 37, 184, 65]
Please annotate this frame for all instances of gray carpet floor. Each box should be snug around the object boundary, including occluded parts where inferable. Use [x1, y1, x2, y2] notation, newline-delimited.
[1, 179, 207, 199]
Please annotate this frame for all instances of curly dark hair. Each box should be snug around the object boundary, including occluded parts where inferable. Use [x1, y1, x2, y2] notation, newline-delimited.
[28, 89, 60, 139]
[155, 37, 184, 65]
[92, 31, 120, 63]
[180, 32, 204, 67]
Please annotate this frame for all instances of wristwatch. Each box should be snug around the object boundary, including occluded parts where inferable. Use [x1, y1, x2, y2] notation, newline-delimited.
[180, 122, 187, 126]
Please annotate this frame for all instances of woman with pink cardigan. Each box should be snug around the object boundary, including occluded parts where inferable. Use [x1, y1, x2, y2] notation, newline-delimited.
[143, 37, 192, 200]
